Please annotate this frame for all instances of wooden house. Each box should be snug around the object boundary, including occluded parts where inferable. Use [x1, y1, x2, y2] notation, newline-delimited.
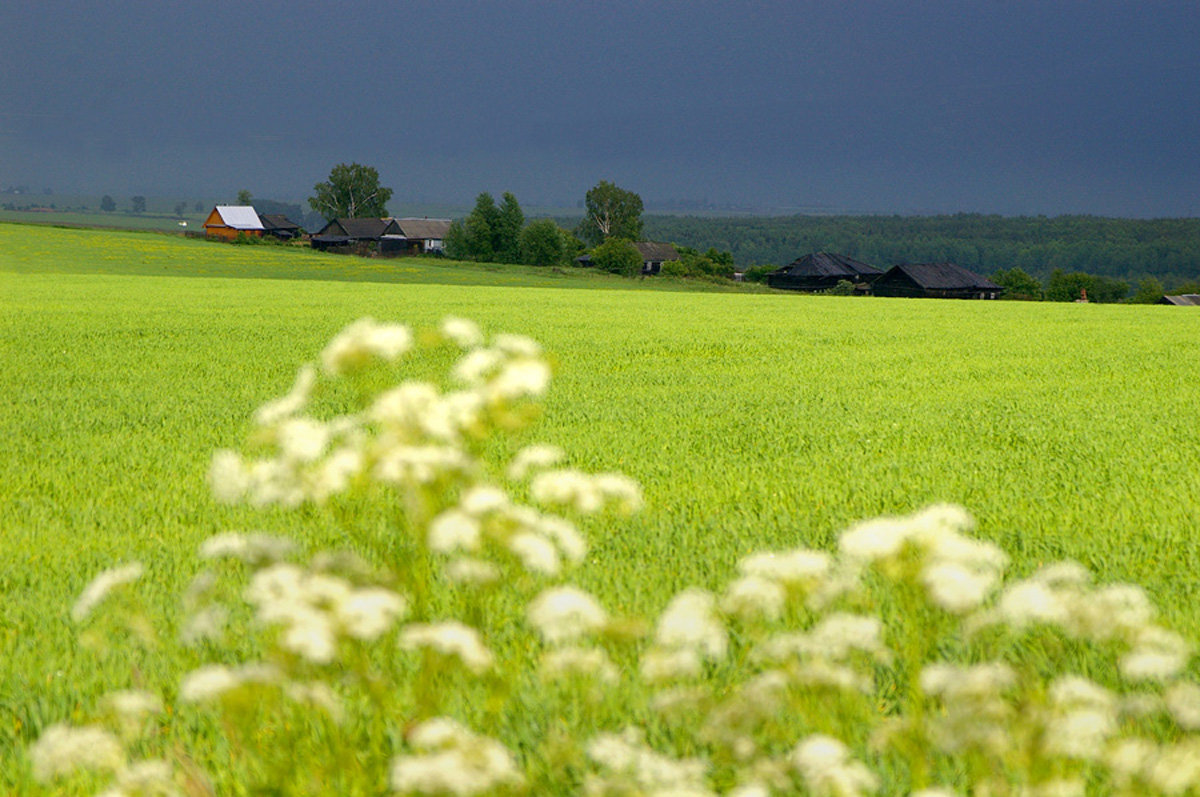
[203, 205, 264, 240]
[1160, 294, 1200, 306]
[385, 218, 454, 255]
[258, 213, 302, 240]
[766, 252, 883, 292]
[872, 262, 1003, 299]
[633, 242, 680, 275]
[310, 218, 402, 253]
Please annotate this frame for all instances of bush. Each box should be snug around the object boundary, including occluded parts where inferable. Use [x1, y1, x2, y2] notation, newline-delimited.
[590, 238, 643, 277]
[26, 318, 1200, 795]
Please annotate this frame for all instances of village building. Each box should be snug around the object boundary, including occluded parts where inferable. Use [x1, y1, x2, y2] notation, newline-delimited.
[258, 214, 302, 240]
[386, 218, 453, 255]
[310, 218, 402, 253]
[203, 205, 264, 241]
[633, 242, 680, 275]
[766, 252, 883, 292]
[872, 262, 1004, 299]
[1160, 294, 1200, 305]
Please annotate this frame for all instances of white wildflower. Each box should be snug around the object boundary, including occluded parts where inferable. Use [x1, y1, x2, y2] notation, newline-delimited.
[461, 485, 509, 515]
[103, 690, 162, 736]
[721, 575, 786, 622]
[102, 758, 177, 796]
[536, 515, 587, 563]
[181, 604, 228, 646]
[493, 333, 542, 357]
[253, 364, 316, 426]
[921, 661, 1016, 698]
[312, 446, 363, 500]
[276, 417, 329, 463]
[208, 449, 248, 503]
[178, 663, 280, 702]
[655, 589, 727, 661]
[1148, 738, 1200, 794]
[29, 724, 125, 782]
[199, 531, 296, 564]
[391, 718, 523, 796]
[791, 734, 878, 797]
[72, 562, 144, 622]
[320, 318, 412, 375]
[373, 444, 469, 486]
[428, 510, 482, 553]
[441, 316, 484, 348]
[640, 647, 704, 683]
[922, 560, 1000, 614]
[527, 585, 609, 643]
[371, 381, 439, 427]
[1107, 737, 1158, 785]
[509, 532, 561, 576]
[336, 587, 408, 640]
[1121, 626, 1191, 682]
[541, 646, 619, 684]
[586, 727, 712, 794]
[400, 622, 494, 674]
[739, 549, 832, 586]
[453, 347, 504, 385]
[994, 579, 1071, 629]
[837, 516, 911, 562]
[489, 359, 551, 401]
[444, 557, 501, 585]
[507, 444, 565, 480]
[1167, 682, 1200, 729]
[1044, 676, 1118, 761]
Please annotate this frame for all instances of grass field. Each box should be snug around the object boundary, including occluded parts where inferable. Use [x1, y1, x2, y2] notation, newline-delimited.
[3, 222, 1200, 791]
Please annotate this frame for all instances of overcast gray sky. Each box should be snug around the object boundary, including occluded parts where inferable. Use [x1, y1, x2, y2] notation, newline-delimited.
[3, 0, 1198, 215]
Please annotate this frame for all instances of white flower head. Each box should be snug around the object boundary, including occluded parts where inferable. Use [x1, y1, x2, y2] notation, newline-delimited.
[527, 585, 609, 644]
[441, 316, 484, 348]
[400, 622, 494, 674]
[72, 562, 144, 622]
[336, 587, 408, 641]
[29, 724, 125, 783]
[428, 510, 482, 554]
[321, 318, 412, 375]
[791, 734, 879, 797]
[507, 444, 566, 480]
[655, 589, 727, 661]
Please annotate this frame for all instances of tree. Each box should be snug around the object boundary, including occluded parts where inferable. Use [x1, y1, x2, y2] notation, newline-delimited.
[308, 162, 392, 221]
[237, 189, 253, 206]
[461, 192, 502, 261]
[578, 181, 643, 246]
[991, 267, 1042, 300]
[131, 196, 147, 214]
[519, 219, 566, 266]
[174, 202, 187, 218]
[100, 195, 116, 212]
[495, 192, 525, 264]
[1131, 276, 1165, 304]
[443, 221, 470, 260]
[590, 238, 643, 277]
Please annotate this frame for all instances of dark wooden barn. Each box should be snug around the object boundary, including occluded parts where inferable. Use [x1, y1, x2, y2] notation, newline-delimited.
[633, 241, 680, 275]
[1160, 294, 1200, 306]
[872, 262, 1004, 299]
[310, 218, 402, 253]
[766, 252, 883, 292]
[258, 213, 302, 240]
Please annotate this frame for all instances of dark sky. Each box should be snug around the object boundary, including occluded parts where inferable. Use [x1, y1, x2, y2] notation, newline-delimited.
[4, 0, 1198, 215]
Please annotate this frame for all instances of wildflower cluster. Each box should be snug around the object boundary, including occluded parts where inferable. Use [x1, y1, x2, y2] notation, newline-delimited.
[29, 318, 1200, 795]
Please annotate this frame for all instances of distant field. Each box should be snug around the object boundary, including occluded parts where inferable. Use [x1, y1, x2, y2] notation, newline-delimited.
[3, 223, 1200, 790]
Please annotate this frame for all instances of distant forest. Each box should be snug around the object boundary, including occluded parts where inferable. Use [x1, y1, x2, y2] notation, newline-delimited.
[625, 214, 1200, 287]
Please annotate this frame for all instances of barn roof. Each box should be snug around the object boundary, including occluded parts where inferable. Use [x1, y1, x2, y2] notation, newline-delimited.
[1161, 294, 1200, 305]
[773, 252, 882, 278]
[883, 262, 1001, 290]
[258, 213, 300, 231]
[319, 218, 399, 239]
[633, 241, 679, 261]
[212, 205, 264, 230]
[390, 218, 452, 239]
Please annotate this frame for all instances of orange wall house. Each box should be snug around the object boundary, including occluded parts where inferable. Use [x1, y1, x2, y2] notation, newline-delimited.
[203, 205, 265, 240]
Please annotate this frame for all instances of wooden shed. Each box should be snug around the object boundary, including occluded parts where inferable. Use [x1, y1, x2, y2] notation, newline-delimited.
[203, 205, 264, 241]
[1160, 294, 1200, 306]
[310, 218, 402, 253]
[766, 252, 883, 293]
[259, 213, 302, 240]
[632, 242, 680, 275]
[388, 218, 453, 255]
[872, 262, 1004, 299]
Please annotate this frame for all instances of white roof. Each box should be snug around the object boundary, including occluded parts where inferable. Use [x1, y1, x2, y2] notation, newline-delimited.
[214, 205, 264, 230]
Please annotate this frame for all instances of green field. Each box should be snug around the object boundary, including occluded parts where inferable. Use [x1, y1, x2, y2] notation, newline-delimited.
[3, 223, 1200, 792]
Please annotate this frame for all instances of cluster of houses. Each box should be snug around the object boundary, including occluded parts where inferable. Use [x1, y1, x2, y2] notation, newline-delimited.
[203, 205, 452, 256]
[765, 252, 1005, 299]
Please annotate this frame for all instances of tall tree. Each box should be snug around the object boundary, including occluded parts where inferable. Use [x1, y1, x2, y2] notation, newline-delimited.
[495, 192, 525, 264]
[237, 189, 253, 206]
[131, 195, 146, 214]
[462, 192, 501, 261]
[100, 195, 116, 212]
[519, 219, 567, 266]
[309, 163, 392, 220]
[579, 180, 643, 246]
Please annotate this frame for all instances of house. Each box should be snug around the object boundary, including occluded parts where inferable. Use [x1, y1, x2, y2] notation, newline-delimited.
[203, 205, 264, 241]
[872, 262, 1003, 299]
[258, 214, 302, 240]
[310, 218, 402, 253]
[766, 252, 883, 293]
[1160, 294, 1200, 306]
[387, 218, 453, 255]
[633, 242, 680, 275]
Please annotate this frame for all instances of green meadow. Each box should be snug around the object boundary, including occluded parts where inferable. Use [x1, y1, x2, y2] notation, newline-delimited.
[3, 222, 1200, 790]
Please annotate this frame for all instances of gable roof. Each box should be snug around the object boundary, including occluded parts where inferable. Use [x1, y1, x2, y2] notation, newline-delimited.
[773, 252, 882, 278]
[210, 205, 264, 230]
[317, 218, 400, 239]
[390, 218, 452, 240]
[1161, 294, 1200, 306]
[633, 241, 679, 262]
[258, 213, 299, 231]
[882, 262, 1001, 291]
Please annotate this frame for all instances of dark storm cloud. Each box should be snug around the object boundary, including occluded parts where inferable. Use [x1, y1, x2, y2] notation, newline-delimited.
[3, 0, 1198, 215]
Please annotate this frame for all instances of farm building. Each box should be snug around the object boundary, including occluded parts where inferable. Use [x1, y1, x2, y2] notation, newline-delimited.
[872, 262, 1004, 299]
[576, 241, 681, 274]
[203, 206, 264, 241]
[633, 242, 680, 275]
[766, 252, 883, 292]
[310, 218, 402, 253]
[387, 218, 453, 255]
[258, 214, 302, 240]
[1160, 294, 1200, 306]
